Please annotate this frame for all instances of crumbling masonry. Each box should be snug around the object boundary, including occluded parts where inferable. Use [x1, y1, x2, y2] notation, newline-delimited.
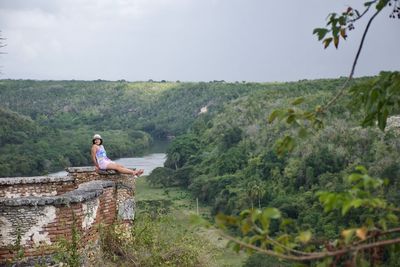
[0, 167, 136, 266]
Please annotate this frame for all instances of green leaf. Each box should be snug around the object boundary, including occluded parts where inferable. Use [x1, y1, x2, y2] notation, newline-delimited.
[313, 28, 329, 41]
[350, 199, 363, 208]
[297, 230, 312, 244]
[241, 221, 252, 235]
[286, 114, 296, 124]
[369, 88, 380, 105]
[332, 25, 339, 36]
[377, 108, 388, 131]
[303, 111, 315, 120]
[262, 208, 281, 220]
[240, 209, 251, 217]
[286, 136, 295, 152]
[280, 218, 294, 231]
[276, 234, 290, 245]
[291, 97, 305, 105]
[276, 135, 296, 156]
[376, 0, 389, 11]
[387, 213, 398, 223]
[370, 198, 386, 208]
[251, 209, 261, 223]
[313, 119, 324, 130]
[259, 214, 270, 230]
[348, 173, 363, 183]
[342, 201, 353, 215]
[355, 165, 368, 174]
[379, 218, 388, 230]
[273, 244, 285, 254]
[268, 109, 285, 123]
[338, 16, 346, 26]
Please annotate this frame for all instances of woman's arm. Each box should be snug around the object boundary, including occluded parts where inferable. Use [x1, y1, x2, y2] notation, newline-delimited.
[91, 145, 99, 170]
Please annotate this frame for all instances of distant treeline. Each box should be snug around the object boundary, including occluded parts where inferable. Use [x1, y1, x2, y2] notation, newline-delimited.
[0, 79, 282, 176]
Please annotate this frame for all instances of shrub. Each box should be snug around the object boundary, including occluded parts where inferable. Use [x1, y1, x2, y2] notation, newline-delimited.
[101, 213, 216, 267]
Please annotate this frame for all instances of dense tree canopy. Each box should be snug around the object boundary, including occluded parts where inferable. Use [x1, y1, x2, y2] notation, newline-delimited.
[0, 79, 274, 176]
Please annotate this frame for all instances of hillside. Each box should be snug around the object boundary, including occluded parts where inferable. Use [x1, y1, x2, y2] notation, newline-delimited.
[147, 74, 400, 265]
[0, 79, 272, 176]
[0, 78, 370, 177]
[0, 80, 269, 137]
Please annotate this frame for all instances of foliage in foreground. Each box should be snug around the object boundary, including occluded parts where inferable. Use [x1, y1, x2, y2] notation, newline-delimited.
[158, 1, 400, 264]
[216, 167, 400, 266]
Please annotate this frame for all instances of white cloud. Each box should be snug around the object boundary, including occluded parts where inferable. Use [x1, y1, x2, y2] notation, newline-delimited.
[0, 0, 399, 81]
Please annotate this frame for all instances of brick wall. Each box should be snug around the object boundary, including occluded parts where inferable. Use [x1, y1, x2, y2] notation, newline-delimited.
[67, 167, 136, 221]
[0, 168, 135, 266]
[0, 176, 76, 198]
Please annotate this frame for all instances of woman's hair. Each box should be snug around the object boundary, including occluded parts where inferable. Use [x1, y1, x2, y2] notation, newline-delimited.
[92, 134, 103, 145]
[92, 138, 103, 145]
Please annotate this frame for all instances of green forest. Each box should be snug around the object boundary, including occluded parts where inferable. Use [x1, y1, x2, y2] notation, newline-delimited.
[149, 73, 400, 266]
[0, 79, 264, 176]
[0, 78, 362, 177]
[1, 72, 400, 265]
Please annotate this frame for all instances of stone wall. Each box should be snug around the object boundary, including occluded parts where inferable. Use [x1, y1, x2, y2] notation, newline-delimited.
[0, 176, 76, 198]
[0, 168, 136, 266]
[66, 167, 136, 221]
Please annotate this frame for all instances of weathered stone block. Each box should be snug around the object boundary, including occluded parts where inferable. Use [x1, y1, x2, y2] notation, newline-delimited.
[0, 167, 136, 266]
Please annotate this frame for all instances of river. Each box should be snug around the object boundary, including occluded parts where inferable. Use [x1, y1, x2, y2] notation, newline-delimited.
[49, 141, 168, 177]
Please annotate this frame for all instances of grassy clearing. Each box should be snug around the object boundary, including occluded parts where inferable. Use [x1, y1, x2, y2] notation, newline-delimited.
[135, 177, 248, 267]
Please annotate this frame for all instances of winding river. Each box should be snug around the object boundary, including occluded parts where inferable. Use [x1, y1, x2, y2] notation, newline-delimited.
[49, 141, 168, 177]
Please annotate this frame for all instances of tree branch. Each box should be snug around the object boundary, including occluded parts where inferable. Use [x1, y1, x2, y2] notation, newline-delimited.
[220, 232, 303, 261]
[321, 6, 383, 112]
[253, 225, 310, 255]
[222, 231, 400, 262]
[347, 2, 376, 24]
[265, 235, 313, 256]
[354, 227, 400, 245]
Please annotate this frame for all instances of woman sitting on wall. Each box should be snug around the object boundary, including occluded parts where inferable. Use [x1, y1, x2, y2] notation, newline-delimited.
[91, 134, 144, 177]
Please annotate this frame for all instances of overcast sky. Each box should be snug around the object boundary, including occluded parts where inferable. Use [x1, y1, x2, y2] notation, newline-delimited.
[0, 0, 398, 82]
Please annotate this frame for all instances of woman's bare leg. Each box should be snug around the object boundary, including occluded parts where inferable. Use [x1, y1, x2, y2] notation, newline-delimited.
[106, 163, 135, 175]
[106, 163, 144, 176]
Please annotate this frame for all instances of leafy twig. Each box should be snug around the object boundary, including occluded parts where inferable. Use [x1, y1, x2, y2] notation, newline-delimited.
[252, 224, 313, 256]
[322, 6, 384, 112]
[222, 231, 400, 262]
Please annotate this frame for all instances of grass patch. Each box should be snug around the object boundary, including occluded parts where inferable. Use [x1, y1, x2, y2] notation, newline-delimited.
[134, 177, 247, 267]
